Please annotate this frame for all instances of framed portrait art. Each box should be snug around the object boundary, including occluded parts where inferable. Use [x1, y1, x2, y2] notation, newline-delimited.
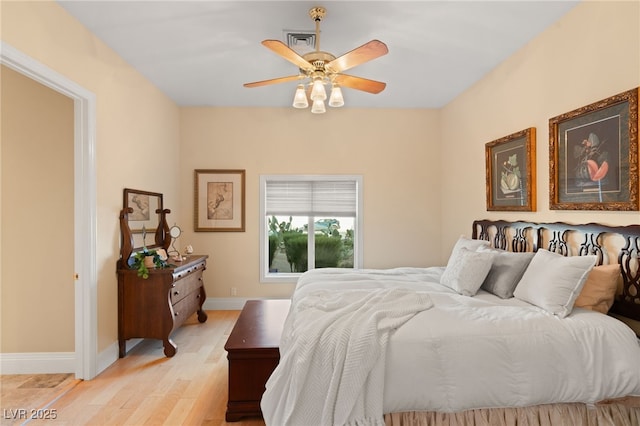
[485, 127, 536, 211]
[549, 88, 639, 210]
[194, 169, 246, 232]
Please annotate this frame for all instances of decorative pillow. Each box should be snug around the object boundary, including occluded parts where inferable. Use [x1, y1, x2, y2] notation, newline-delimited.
[444, 236, 490, 269]
[478, 247, 535, 299]
[440, 247, 495, 296]
[513, 249, 597, 318]
[574, 264, 620, 314]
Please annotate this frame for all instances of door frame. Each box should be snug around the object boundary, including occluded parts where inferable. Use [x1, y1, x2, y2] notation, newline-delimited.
[1, 41, 98, 380]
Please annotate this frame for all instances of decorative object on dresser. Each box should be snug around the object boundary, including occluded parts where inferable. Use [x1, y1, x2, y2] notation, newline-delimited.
[194, 169, 246, 232]
[549, 87, 639, 210]
[167, 223, 183, 261]
[117, 188, 208, 358]
[224, 299, 290, 422]
[485, 127, 536, 211]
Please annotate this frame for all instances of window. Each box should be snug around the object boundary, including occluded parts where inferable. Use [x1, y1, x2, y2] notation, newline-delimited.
[260, 175, 363, 282]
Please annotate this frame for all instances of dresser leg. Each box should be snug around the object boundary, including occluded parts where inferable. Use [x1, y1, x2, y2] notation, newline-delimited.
[163, 338, 177, 357]
[119, 339, 126, 358]
[197, 287, 207, 323]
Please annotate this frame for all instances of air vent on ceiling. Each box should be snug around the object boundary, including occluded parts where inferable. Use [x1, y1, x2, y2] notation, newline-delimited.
[284, 30, 316, 55]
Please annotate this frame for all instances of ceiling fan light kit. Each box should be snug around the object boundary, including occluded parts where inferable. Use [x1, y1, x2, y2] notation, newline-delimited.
[292, 84, 309, 108]
[244, 6, 388, 114]
[328, 84, 344, 107]
[311, 99, 326, 114]
[310, 78, 327, 101]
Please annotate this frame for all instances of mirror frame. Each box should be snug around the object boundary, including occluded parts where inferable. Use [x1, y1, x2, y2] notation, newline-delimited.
[119, 188, 170, 268]
[123, 188, 163, 249]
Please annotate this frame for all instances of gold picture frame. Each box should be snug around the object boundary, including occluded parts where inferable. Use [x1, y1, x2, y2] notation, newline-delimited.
[194, 169, 246, 232]
[549, 88, 639, 210]
[485, 127, 536, 211]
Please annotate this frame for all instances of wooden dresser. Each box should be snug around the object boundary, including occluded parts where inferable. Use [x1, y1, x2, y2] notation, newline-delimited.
[224, 299, 290, 421]
[117, 188, 208, 358]
[117, 254, 208, 358]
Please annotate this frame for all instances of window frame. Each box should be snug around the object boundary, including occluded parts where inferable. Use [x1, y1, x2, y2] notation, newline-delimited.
[259, 174, 363, 283]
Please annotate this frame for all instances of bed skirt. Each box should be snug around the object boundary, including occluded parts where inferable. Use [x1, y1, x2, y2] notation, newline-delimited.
[384, 397, 640, 426]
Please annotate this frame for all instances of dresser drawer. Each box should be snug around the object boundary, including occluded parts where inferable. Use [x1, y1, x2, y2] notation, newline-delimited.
[172, 289, 201, 328]
[170, 267, 204, 305]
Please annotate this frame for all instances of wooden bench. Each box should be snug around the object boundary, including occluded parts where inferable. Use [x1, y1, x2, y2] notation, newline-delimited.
[224, 299, 291, 422]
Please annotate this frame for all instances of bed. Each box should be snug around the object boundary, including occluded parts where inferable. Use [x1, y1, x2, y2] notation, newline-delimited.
[260, 219, 640, 426]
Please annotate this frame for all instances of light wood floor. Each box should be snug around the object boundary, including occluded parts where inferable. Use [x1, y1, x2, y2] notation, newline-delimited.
[1, 310, 266, 426]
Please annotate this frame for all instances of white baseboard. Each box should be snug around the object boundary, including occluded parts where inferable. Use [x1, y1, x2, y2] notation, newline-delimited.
[202, 297, 288, 310]
[0, 352, 75, 374]
[203, 297, 249, 310]
[96, 338, 143, 376]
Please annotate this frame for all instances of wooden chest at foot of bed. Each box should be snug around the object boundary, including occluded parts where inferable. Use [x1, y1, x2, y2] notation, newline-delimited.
[224, 299, 291, 422]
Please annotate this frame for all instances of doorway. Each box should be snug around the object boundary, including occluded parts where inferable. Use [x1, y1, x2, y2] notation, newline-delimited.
[1, 42, 97, 380]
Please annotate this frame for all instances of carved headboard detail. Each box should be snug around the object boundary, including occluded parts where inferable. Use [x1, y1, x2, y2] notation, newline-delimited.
[471, 220, 640, 325]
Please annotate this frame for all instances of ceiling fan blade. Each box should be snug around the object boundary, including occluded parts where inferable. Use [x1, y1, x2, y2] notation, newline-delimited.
[244, 75, 301, 88]
[326, 40, 388, 73]
[334, 74, 386, 94]
[262, 40, 312, 70]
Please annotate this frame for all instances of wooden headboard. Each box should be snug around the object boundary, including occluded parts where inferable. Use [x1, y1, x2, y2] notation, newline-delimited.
[471, 219, 640, 333]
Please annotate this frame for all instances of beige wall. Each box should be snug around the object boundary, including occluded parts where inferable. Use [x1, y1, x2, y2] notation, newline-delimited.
[440, 0, 640, 261]
[1, 65, 75, 352]
[179, 108, 442, 298]
[1, 1, 181, 353]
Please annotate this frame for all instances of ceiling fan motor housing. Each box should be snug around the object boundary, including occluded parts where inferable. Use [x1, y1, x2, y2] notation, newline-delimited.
[301, 51, 337, 75]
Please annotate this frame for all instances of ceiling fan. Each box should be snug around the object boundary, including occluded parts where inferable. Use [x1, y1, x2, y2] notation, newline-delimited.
[243, 6, 388, 113]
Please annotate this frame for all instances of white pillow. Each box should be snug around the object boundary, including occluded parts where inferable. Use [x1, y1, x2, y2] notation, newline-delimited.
[440, 247, 495, 296]
[513, 249, 597, 318]
[444, 235, 490, 270]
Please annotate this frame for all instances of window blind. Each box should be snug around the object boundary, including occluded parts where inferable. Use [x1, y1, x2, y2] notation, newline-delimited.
[265, 180, 357, 216]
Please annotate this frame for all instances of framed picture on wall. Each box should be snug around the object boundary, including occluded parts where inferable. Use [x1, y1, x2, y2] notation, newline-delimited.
[485, 127, 536, 211]
[194, 169, 246, 232]
[549, 87, 639, 210]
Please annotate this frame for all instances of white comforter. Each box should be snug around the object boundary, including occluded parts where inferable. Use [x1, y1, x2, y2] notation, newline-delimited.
[262, 267, 640, 425]
[262, 287, 433, 426]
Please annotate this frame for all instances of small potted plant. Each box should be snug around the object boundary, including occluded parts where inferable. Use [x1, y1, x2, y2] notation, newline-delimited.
[130, 226, 169, 279]
[131, 247, 168, 279]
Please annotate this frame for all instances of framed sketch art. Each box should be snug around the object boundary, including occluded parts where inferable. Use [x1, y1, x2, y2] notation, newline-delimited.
[549, 87, 639, 210]
[194, 169, 246, 232]
[485, 127, 536, 211]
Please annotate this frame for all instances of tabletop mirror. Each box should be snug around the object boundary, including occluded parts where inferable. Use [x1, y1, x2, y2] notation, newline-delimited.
[119, 188, 170, 268]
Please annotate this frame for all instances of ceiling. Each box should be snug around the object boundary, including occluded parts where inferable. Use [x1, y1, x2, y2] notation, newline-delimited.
[57, 1, 579, 109]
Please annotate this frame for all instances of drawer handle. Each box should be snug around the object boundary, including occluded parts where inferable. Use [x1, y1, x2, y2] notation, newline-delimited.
[174, 312, 179, 317]
[173, 290, 180, 296]
[198, 277, 203, 282]
[196, 294, 200, 299]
